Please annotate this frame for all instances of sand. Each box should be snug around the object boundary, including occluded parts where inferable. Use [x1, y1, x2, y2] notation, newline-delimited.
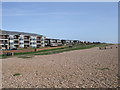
[2, 45, 118, 88]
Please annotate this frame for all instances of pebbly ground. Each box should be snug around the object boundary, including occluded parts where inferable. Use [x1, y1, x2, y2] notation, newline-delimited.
[2, 45, 118, 88]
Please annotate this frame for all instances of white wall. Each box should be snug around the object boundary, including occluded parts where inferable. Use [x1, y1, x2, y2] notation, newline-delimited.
[19, 35, 24, 48]
[30, 36, 37, 48]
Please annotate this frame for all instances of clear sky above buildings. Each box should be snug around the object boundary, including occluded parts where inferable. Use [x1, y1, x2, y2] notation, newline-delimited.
[2, 2, 118, 43]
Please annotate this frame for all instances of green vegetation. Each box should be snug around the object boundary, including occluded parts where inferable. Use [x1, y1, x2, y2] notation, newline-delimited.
[18, 46, 50, 50]
[14, 46, 68, 56]
[18, 55, 33, 59]
[0, 55, 10, 59]
[97, 43, 112, 47]
[15, 44, 110, 56]
[0, 55, 2, 59]
[1, 43, 112, 59]
[13, 73, 21, 76]
[97, 67, 110, 70]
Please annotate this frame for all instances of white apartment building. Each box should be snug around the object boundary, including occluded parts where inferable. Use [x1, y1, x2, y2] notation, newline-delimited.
[0, 30, 84, 50]
[0, 30, 46, 50]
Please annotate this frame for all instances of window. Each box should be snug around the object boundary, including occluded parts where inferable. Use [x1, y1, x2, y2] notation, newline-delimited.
[19, 38, 23, 40]
[20, 43, 24, 45]
[10, 42, 14, 44]
[9, 38, 14, 40]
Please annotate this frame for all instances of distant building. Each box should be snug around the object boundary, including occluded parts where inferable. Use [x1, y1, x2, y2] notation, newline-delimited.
[45, 38, 62, 47]
[0, 29, 91, 50]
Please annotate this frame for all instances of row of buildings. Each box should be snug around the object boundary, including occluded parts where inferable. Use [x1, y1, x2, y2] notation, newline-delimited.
[0, 30, 94, 50]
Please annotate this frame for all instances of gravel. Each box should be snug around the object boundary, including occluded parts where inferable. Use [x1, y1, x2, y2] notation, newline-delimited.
[2, 45, 118, 88]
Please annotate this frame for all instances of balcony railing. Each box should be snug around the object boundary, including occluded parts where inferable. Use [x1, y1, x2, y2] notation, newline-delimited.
[24, 39, 29, 41]
[14, 39, 19, 41]
[24, 43, 29, 45]
[37, 39, 41, 41]
[0, 38, 8, 40]
[14, 43, 19, 45]
[0, 41, 8, 44]
[37, 43, 41, 45]
[1, 37, 8, 39]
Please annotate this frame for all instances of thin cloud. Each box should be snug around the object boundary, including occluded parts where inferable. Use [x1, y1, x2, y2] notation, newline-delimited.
[2, 7, 87, 16]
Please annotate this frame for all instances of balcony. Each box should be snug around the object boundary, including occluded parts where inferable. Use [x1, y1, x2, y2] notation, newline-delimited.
[0, 35, 9, 39]
[0, 38, 8, 40]
[19, 38, 24, 41]
[37, 39, 41, 41]
[24, 43, 29, 45]
[37, 43, 41, 45]
[14, 38, 19, 41]
[24, 39, 29, 41]
[24, 36, 30, 40]
[14, 43, 19, 45]
[57, 41, 62, 43]
[0, 40, 8, 45]
[1, 37, 8, 39]
[37, 40, 41, 43]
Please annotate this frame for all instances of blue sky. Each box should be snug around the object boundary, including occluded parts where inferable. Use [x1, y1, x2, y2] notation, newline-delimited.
[2, 2, 118, 43]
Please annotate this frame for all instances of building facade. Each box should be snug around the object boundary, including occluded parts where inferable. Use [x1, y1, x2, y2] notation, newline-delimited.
[0, 29, 93, 50]
[45, 38, 63, 47]
[0, 30, 45, 50]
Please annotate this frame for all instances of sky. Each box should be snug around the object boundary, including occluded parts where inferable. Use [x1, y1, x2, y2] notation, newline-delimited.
[2, 2, 118, 43]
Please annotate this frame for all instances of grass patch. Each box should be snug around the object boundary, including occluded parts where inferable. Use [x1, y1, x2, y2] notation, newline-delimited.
[0, 55, 11, 59]
[1, 43, 111, 58]
[97, 44, 112, 48]
[18, 55, 33, 59]
[0, 55, 2, 59]
[14, 47, 69, 56]
[34, 50, 64, 55]
[33, 44, 100, 55]
[97, 67, 109, 70]
[13, 73, 21, 76]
